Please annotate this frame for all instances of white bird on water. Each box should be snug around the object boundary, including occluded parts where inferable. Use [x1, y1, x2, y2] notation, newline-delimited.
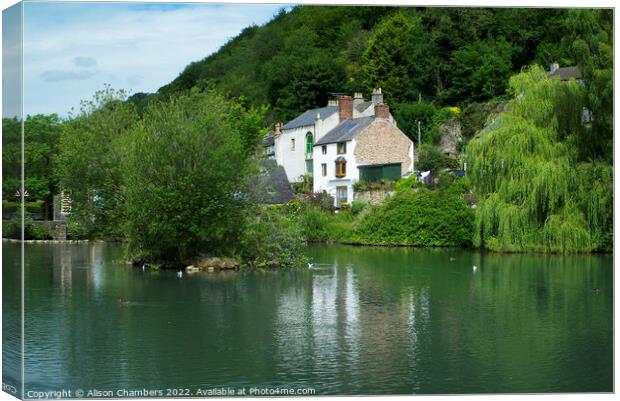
[177, 271, 183, 278]
[308, 263, 315, 269]
[472, 265, 478, 273]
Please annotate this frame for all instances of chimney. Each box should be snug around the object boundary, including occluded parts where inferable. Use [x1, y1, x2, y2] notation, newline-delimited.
[353, 92, 364, 118]
[374, 104, 390, 119]
[338, 95, 353, 122]
[550, 62, 559, 74]
[274, 122, 282, 136]
[372, 88, 383, 105]
[327, 99, 338, 107]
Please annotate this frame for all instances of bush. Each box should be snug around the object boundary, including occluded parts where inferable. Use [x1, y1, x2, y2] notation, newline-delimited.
[294, 204, 355, 243]
[416, 144, 445, 173]
[303, 192, 334, 212]
[351, 187, 474, 247]
[350, 200, 369, 216]
[240, 206, 306, 268]
[394, 174, 424, 192]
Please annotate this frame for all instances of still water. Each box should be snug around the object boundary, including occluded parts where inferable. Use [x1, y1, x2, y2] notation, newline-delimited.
[4, 242, 613, 395]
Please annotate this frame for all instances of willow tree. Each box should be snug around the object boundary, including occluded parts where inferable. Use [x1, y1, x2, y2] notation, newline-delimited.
[467, 66, 612, 253]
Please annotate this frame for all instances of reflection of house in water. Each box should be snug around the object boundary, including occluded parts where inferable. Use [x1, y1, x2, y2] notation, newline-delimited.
[52, 243, 105, 292]
[274, 258, 431, 391]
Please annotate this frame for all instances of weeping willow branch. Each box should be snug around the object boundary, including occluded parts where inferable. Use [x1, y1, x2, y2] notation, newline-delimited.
[468, 66, 612, 253]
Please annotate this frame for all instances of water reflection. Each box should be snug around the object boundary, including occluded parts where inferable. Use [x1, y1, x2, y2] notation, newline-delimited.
[8, 242, 612, 395]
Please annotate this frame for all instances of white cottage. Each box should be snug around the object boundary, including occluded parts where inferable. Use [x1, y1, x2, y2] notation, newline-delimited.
[313, 92, 414, 207]
[270, 88, 413, 207]
[273, 104, 340, 182]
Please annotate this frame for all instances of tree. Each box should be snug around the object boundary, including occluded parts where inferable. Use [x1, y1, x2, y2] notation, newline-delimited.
[446, 38, 514, 102]
[122, 89, 265, 264]
[3, 114, 62, 217]
[392, 101, 439, 144]
[468, 66, 612, 252]
[361, 12, 436, 102]
[416, 143, 446, 173]
[55, 86, 138, 238]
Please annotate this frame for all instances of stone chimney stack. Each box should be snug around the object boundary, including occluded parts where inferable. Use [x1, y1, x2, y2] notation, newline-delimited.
[550, 62, 559, 74]
[352, 92, 364, 118]
[338, 95, 353, 122]
[274, 122, 282, 136]
[372, 88, 384, 105]
[374, 103, 390, 119]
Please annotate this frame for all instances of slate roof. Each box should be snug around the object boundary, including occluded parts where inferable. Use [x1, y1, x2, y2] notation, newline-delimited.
[256, 159, 296, 204]
[282, 106, 338, 130]
[314, 116, 375, 146]
[262, 130, 275, 147]
[548, 66, 582, 80]
[354, 101, 372, 113]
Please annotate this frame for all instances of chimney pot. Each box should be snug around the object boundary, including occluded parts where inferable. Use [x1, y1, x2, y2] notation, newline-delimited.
[338, 95, 353, 122]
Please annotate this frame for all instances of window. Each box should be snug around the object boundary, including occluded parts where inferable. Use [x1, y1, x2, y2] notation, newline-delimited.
[306, 160, 313, 174]
[337, 142, 347, 154]
[335, 157, 346, 178]
[322, 145, 327, 155]
[305, 132, 313, 158]
[291, 138, 295, 150]
[336, 186, 348, 206]
[359, 163, 402, 182]
[321, 163, 327, 177]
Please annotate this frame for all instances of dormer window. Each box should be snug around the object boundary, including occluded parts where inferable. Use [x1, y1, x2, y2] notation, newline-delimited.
[337, 142, 347, 154]
[335, 157, 347, 178]
[322, 145, 327, 155]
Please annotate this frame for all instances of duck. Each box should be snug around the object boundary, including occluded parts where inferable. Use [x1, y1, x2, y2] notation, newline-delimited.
[449, 257, 456, 262]
[177, 271, 183, 278]
[472, 265, 477, 273]
[308, 263, 315, 269]
[117, 298, 129, 306]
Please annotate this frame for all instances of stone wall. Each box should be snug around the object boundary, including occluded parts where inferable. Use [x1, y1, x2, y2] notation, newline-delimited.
[354, 119, 413, 175]
[354, 189, 391, 205]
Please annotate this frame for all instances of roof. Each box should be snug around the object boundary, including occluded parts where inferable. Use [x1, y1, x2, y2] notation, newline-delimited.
[282, 106, 338, 130]
[548, 66, 582, 80]
[255, 159, 296, 204]
[354, 101, 372, 113]
[262, 131, 275, 147]
[314, 116, 375, 146]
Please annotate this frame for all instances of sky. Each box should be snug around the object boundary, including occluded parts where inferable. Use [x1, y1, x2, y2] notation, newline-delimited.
[12, 1, 287, 117]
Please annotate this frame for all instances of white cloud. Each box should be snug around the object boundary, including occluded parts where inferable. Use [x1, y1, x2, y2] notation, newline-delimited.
[22, 3, 285, 116]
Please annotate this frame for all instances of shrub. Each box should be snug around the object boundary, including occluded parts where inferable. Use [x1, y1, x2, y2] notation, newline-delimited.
[351, 187, 474, 247]
[416, 144, 445, 173]
[394, 174, 424, 192]
[350, 200, 369, 216]
[303, 192, 334, 211]
[240, 207, 307, 268]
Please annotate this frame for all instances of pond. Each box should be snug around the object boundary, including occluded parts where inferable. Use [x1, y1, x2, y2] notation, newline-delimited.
[2, 242, 613, 396]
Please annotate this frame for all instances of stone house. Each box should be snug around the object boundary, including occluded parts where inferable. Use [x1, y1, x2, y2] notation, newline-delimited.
[268, 88, 413, 207]
[547, 62, 592, 124]
[313, 91, 414, 207]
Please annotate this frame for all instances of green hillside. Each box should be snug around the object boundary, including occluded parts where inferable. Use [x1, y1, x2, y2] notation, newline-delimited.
[133, 6, 607, 124]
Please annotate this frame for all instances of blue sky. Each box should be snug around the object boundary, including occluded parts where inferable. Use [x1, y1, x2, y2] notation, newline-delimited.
[18, 1, 288, 117]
